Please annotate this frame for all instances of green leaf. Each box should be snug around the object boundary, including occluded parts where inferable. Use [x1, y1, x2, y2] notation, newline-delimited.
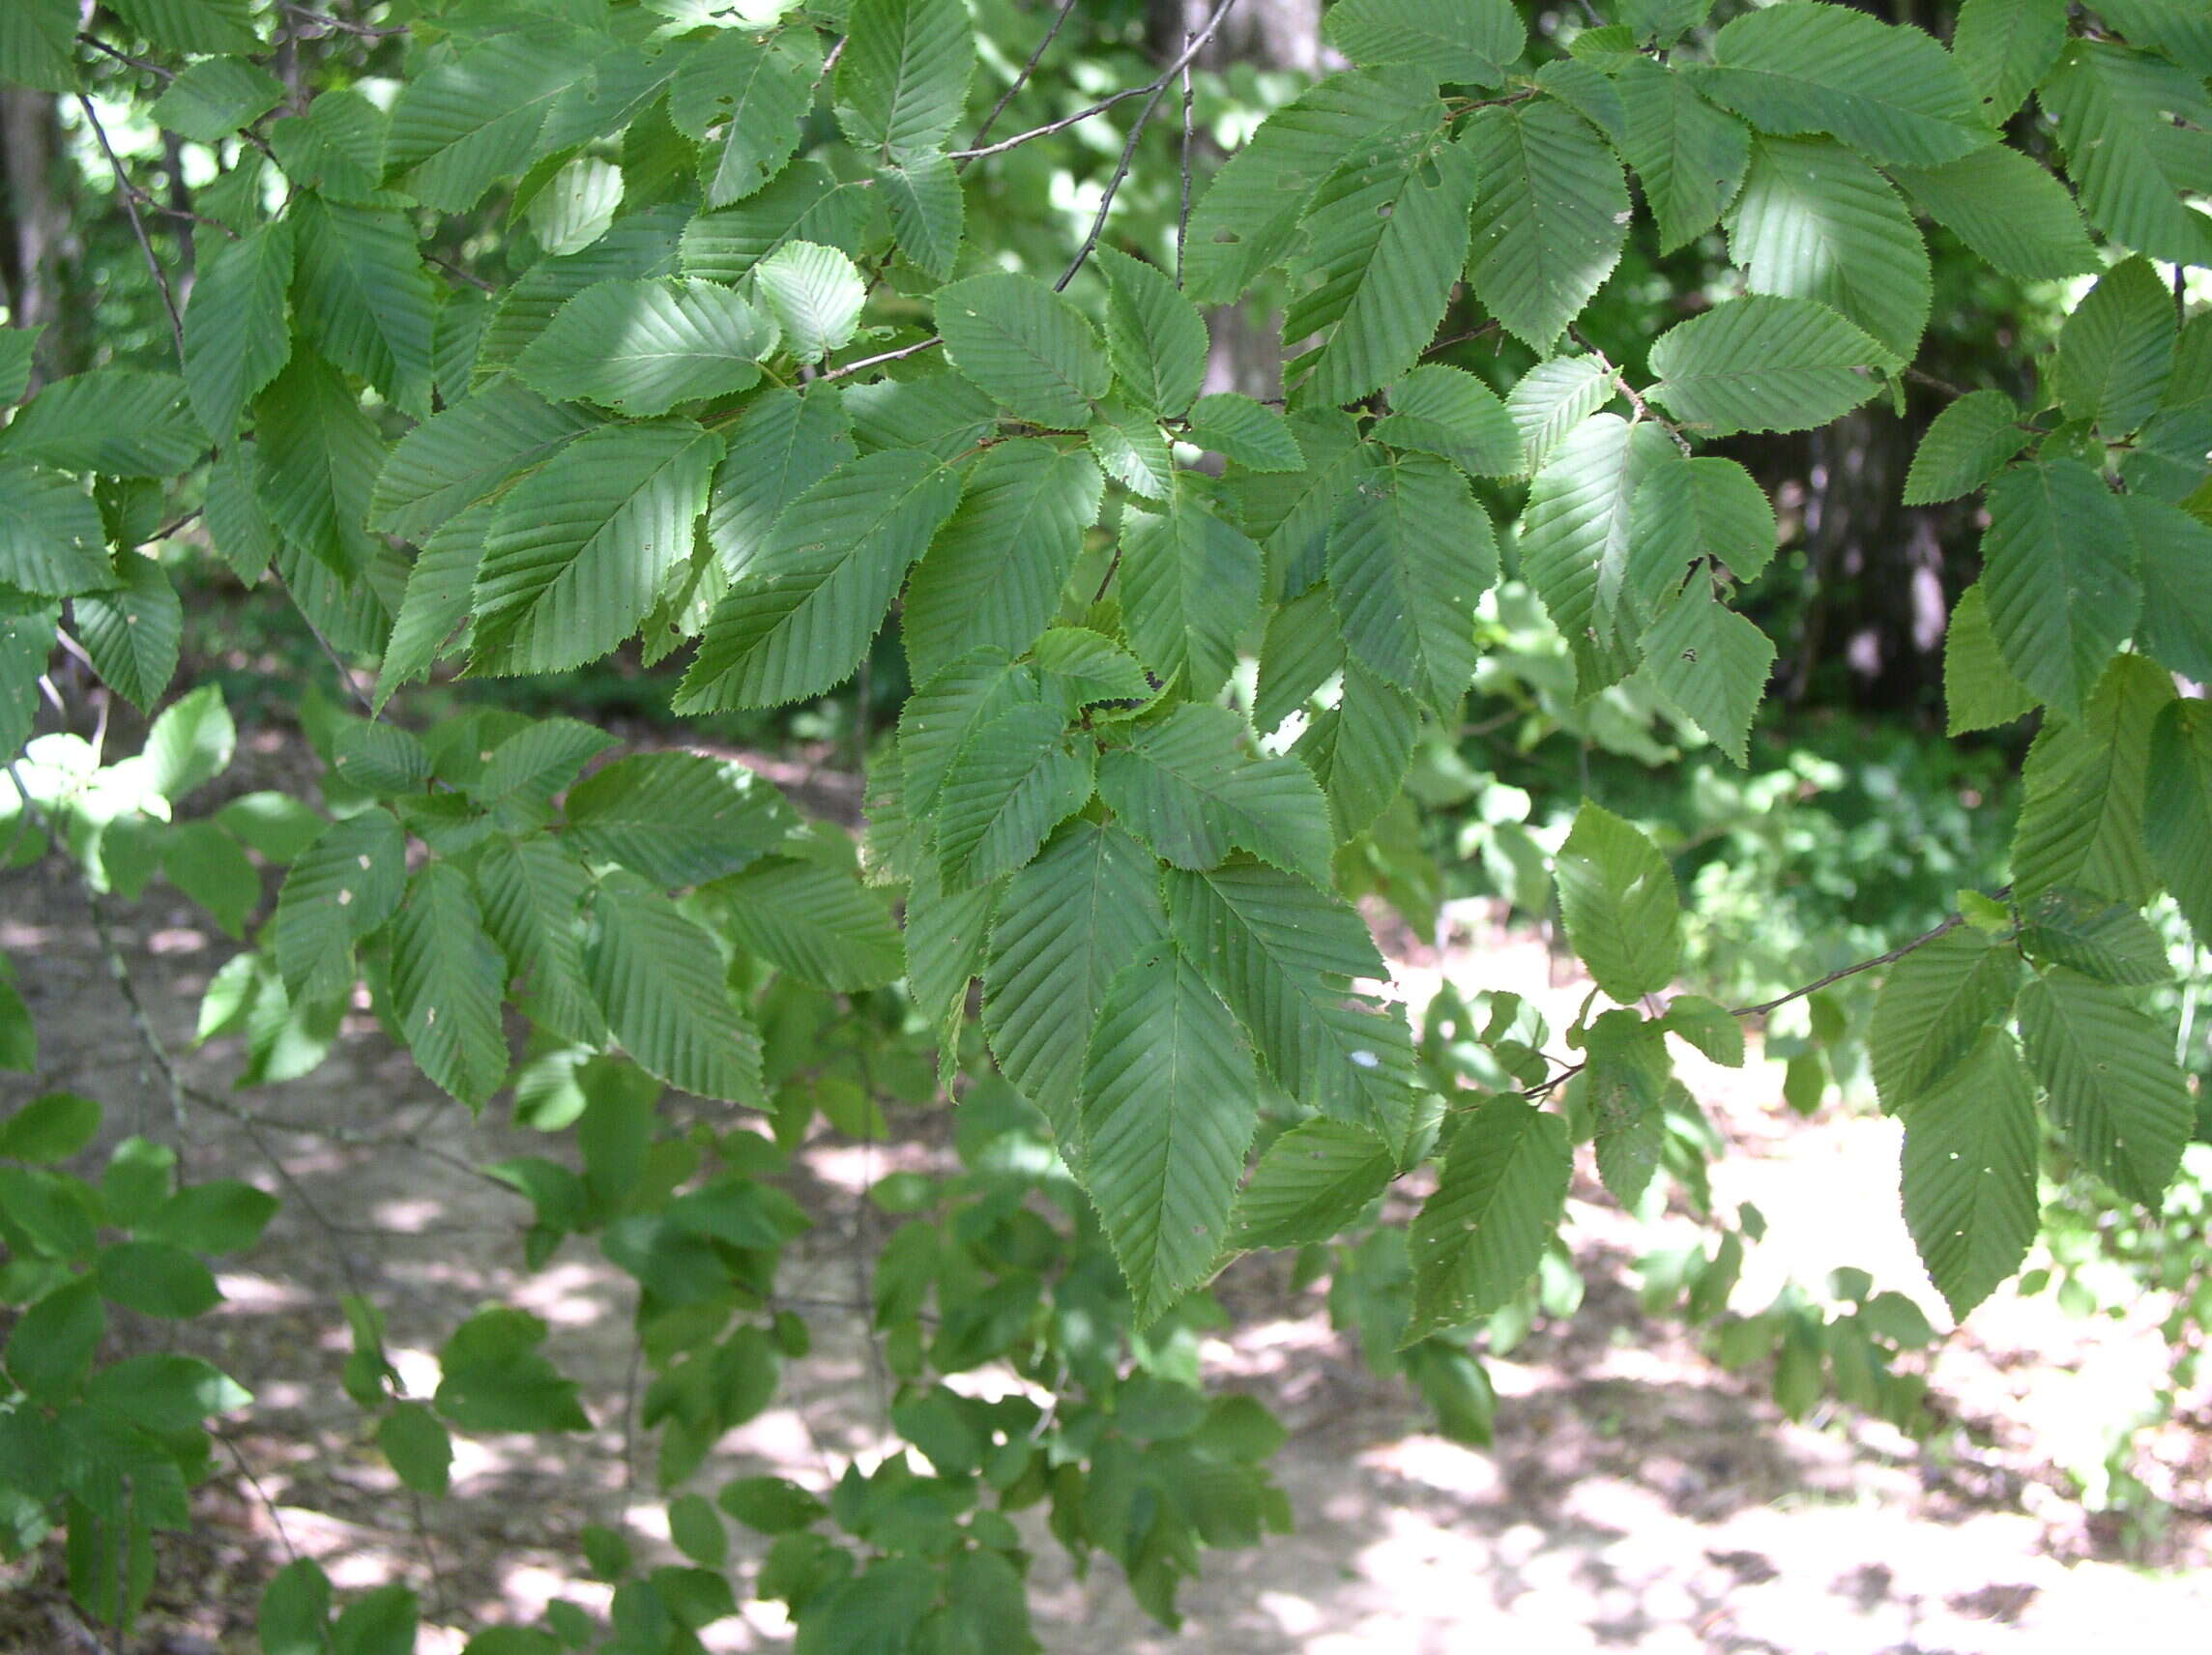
[1290, 126, 1477, 406]
[472, 420, 721, 675]
[205, 443, 277, 581]
[2050, 257, 2173, 438]
[933, 273, 1109, 428]
[471, 718, 615, 820]
[1326, 452, 1491, 712]
[1610, 57, 1751, 255]
[2129, 496, 2212, 684]
[752, 240, 867, 364]
[1889, 146, 2097, 282]
[678, 449, 962, 711]
[145, 682, 236, 800]
[983, 820, 1167, 1143]
[1225, 408, 1368, 594]
[1942, 583, 2037, 736]
[268, 87, 386, 201]
[435, 1307, 590, 1432]
[292, 194, 437, 418]
[138, 1178, 277, 1255]
[110, 0, 259, 53]
[680, 163, 878, 284]
[332, 720, 431, 796]
[1097, 704, 1334, 886]
[898, 649, 1040, 819]
[1080, 947, 1260, 1323]
[378, 1403, 452, 1498]
[1233, 1119, 1396, 1250]
[669, 30, 811, 207]
[1902, 390, 2028, 507]
[275, 807, 406, 1003]
[0, 369, 204, 479]
[475, 834, 605, 1046]
[2012, 654, 2170, 907]
[702, 857, 905, 991]
[392, 863, 509, 1111]
[526, 156, 625, 256]
[878, 149, 965, 280]
[1323, 0, 1523, 85]
[1556, 801, 1680, 1002]
[564, 751, 796, 888]
[0, 0, 77, 94]
[1976, 459, 2139, 719]
[2146, 699, 2212, 947]
[1868, 927, 2021, 1111]
[72, 555, 181, 711]
[1184, 68, 1435, 305]
[1727, 135, 1929, 362]
[1638, 581, 1774, 766]
[0, 463, 107, 596]
[254, 354, 385, 577]
[6, 1279, 103, 1402]
[1688, 0, 1993, 167]
[1520, 413, 1676, 697]
[2041, 41, 2212, 267]
[1951, 0, 2066, 122]
[183, 220, 293, 438]
[2016, 886, 2170, 987]
[0, 326, 37, 405]
[1166, 858, 1412, 1134]
[1186, 393, 1304, 473]
[1086, 408, 1175, 501]
[1370, 365, 1521, 479]
[1900, 1030, 2039, 1320]
[1626, 455, 1776, 624]
[259, 1559, 333, 1655]
[385, 31, 603, 213]
[1406, 1098, 1572, 1341]
[1505, 354, 1616, 474]
[2018, 969, 2192, 1206]
[585, 875, 765, 1106]
[902, 440, 1103, 683]
[835, 0, 975, 157]
[370, 380, 600, 544]
[517, 277, 776, 416]
[97, 1239, 220, 1318]
[372, 501, 486, 710]
[0, 1091, 102, 1162]
[719, 1475, 827, 1534]
[935, 704, 1095, 890]
[1097, 247, 1208, 420]
[1646, 295, 1896, 437]
[1118, 490, 1261, 700]
[483, 206, 686, 368]
[705, 385, 854, 579]
[1292, 659, 1420, 839]
[84, 1352, 249, 1432]
[1461, 101, 1628, 355]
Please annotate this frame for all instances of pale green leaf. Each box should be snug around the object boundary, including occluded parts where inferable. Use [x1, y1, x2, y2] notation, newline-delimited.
[1556, 801, 1680, 1002]
[1689, 0, 1993, 166]
[1255, 587, 1345, 735]
[1033, 627, 1154, 711]
[1118, 490, 1262, 699]
[254, 354, 385, 577]
[1324, 0, 1524, 86]
[935, 702, 1095, 890]
[1951, 0, 2066, 122]
[835, 0, 975, 157]
[1086, 409, 1175, 501]
[679, 163, 879, 284]
[1292, 659, 1420, 839]
[1224, 409, 1368, 595]
[1520, 413, 1676, 697]
[752, 240, 866, 364]
[475, 832, 607, 1046]
[160, 822, 257, 939]
[0, 0, 79, 94]
[1080, 947, 1260, 1323]
[1233, 1119, 1396, 1251]
[374, 499, 490, 711]
[2011, 654, 2170, 907]
[2128, 496, 2212, 683]
[677, 449, 962, 711]
[1406, 1098, 1572, 1341]
[73, 557, 181, 711]
[1372, 365, 1522, 478]
[1942, 583, 2037, 736]
[1890, 145, 2097, 281]
[2018, 970, 2191, 1205]
[473, 718, 616, 819]
[1461, 101, 1629, 354]
[1626, 455, 1776, 624]
[2040, 41, 2212, 267]
[934, 272, 1109, 428]
[274, 807, 406, 1003]
[2017, 886, 2170, 988]
[1868, 927, 2021, 1111]
[705, 385, 855, 579]
[1326, 451, 1491, 712]
[1504, 355, 1616, 478]
[0, 370, 205, 478]
[898, 649, 1041, 820]
[702, 857, 905, 991]
[983, 820, 1167, 1143]
[1976, 458, 2139, 718]
[586, 874, 765, 1105]
[183, 219, 294, 439]
[1727, 135, 1930, 362]
[1097, 704, 1334, 886]
[564, 751, 797, 887]
[1638, 581, 1774, 766]
[527, 157, 625, 256]
[392, 863, 509, 1110]
[1610, 56, 1750, 255]
[267, 88, 385, 202]
[144, 683, 235, 801]
[369, 377, 601, 542]
[0, 595, 58, 762]
[517, 277, 776, 416]
[0, 326, 36, 405]
[1646, 295, 1896, 437]
[206, 444, 277, 582]
[1097, 247, 1208, 420]
[1900, 1029, 2040, 1319]
[1901, 389, 2027, 507]
[2049, 257, 2173, 438]
[670, 30, 810, 207]
[109, 0, 259, 53]
[878, 149, 965, 280]
[1185, 393, 1304, 472]
[385, 31, 602, 213]
[472, 420, 722, 675]
[0, 463, 110, 596]
[292, 193, 437, 418]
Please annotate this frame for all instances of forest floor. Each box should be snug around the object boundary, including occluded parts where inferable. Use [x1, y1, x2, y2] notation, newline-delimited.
[5, 737, 2212, 1655]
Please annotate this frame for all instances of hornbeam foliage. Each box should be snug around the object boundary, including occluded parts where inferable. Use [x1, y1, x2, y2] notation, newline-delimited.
[2, 0, 2210, 1647]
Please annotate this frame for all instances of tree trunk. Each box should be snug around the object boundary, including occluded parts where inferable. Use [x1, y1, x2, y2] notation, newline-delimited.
[0, 88, 88, 382]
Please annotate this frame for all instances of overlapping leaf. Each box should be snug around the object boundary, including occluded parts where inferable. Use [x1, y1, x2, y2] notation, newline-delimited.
[1096, 705, 1333, 886]
[585, 875, 765, 1105]
[1900, 1031, 2040, 1319]
[1976, 459, 2139, 717]
[1462, 101, 1629, 353]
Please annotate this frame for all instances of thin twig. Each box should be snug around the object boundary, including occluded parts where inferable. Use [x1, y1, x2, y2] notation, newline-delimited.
[1729, 907, 1981, 1020]
[965, 0, 1083, 160]
[76, 94, 187, 362]
[1573, 327, 1691, 455]
[818, 334, 943, 382]
[1176, 32, 1197, 289]
[279, 3, 407, 38]
[77, 33, 176, 83]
